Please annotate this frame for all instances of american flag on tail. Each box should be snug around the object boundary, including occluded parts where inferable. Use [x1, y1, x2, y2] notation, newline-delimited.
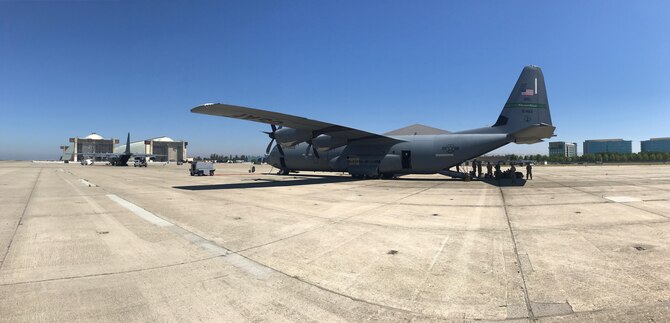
[521, 89, 534, 96]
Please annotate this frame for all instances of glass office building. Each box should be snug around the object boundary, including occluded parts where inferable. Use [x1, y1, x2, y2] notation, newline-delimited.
[549, 141, 577, 157]
[583, 139, 632, 154]
[641, 138, 670, 153]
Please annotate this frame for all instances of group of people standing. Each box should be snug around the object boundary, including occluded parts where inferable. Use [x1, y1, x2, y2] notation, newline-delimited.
[469, 159, 533, 180]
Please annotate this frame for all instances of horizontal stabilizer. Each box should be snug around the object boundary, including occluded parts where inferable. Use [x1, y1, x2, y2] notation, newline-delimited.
[509, 123, 556, 144]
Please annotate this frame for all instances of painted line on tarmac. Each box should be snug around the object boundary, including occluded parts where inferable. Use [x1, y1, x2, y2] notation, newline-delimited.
[106, 194, 272, 279]
[79, 179, 98, 187]
[107, 194, 173, 227]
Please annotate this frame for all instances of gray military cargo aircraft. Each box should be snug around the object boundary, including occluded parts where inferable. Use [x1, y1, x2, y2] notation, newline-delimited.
[191, 65, 555, 178]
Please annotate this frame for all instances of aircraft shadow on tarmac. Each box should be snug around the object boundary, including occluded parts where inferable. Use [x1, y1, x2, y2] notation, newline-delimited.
[173, 174, 360, 190]
[480, 177, 528, 187]
[173, 173, 525, 190]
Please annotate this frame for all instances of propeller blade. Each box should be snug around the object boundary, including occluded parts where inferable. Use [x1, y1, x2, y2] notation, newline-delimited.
[266, 138, 275, 154]
[303, 141, 320, 158]
[265, 124, 285, 156]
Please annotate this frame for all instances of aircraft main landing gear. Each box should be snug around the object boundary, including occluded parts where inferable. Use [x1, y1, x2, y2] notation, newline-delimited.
[380, 173, 395, 179]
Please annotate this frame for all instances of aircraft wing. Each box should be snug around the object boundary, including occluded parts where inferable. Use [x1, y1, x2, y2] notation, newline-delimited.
[78, 152, 120, 158]
[191, 103, 403, 143]
[79, 152, 166, 159]
[133, 153, 164, 158]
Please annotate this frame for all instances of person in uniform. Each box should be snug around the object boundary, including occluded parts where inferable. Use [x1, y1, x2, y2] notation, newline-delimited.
[486, 161, 493, 177]
[471, 159, 477, 178]
[477, 160, 483, 178]
[526, 163, 533, 180]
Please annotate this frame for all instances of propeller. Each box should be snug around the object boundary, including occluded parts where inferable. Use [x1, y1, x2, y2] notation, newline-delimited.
[304, 140, 320, 158]
[264, 124, 284, 156]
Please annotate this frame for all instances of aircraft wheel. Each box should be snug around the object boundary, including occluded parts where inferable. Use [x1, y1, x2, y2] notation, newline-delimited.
[380, 173, 395, 179]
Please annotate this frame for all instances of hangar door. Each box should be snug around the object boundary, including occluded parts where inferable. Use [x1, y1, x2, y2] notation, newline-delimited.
[153, 142, 182, 162]
[167, 146, 178, 161]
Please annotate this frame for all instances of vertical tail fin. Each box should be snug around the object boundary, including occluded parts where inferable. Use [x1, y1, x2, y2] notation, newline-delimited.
[454, 65, 555, 142]
[125, 133, 131, 154]
[493, 66, 553, 131]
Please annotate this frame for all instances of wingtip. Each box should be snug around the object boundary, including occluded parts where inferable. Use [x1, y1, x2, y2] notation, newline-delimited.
[191, 103, 217, 113]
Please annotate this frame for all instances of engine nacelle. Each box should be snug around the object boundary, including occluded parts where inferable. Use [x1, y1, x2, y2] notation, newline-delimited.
[312, 134, 348, 152]
[378, 154, 402, 173]
[274, 128, 313, 147]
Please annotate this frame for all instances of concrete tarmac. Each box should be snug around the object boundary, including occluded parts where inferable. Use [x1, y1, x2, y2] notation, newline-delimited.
[1, 161, 669, 322]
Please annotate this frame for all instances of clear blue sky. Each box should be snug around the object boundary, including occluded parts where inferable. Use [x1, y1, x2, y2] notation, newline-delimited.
[1, 1, 669, 160]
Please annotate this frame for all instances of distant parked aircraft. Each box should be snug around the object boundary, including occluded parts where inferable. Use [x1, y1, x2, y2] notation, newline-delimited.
[78, 133, 159, 166]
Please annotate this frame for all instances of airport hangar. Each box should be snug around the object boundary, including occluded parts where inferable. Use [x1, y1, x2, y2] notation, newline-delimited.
[60, 133, 188, 162]
[60, 133, 118, 162]
[114, 136, 188, 162]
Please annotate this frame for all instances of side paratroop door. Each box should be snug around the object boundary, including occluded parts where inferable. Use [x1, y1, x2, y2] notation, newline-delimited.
[401, 150, 411, 169]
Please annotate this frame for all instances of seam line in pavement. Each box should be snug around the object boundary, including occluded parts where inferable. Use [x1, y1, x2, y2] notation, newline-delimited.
[0, 256, 219, 287]
[499, 186, 535, 321]
[0, 168, 42, 271]
[539, 176, 670, 220]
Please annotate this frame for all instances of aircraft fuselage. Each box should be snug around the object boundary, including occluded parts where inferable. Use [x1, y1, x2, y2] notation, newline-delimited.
[267, 133, 511, 177]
